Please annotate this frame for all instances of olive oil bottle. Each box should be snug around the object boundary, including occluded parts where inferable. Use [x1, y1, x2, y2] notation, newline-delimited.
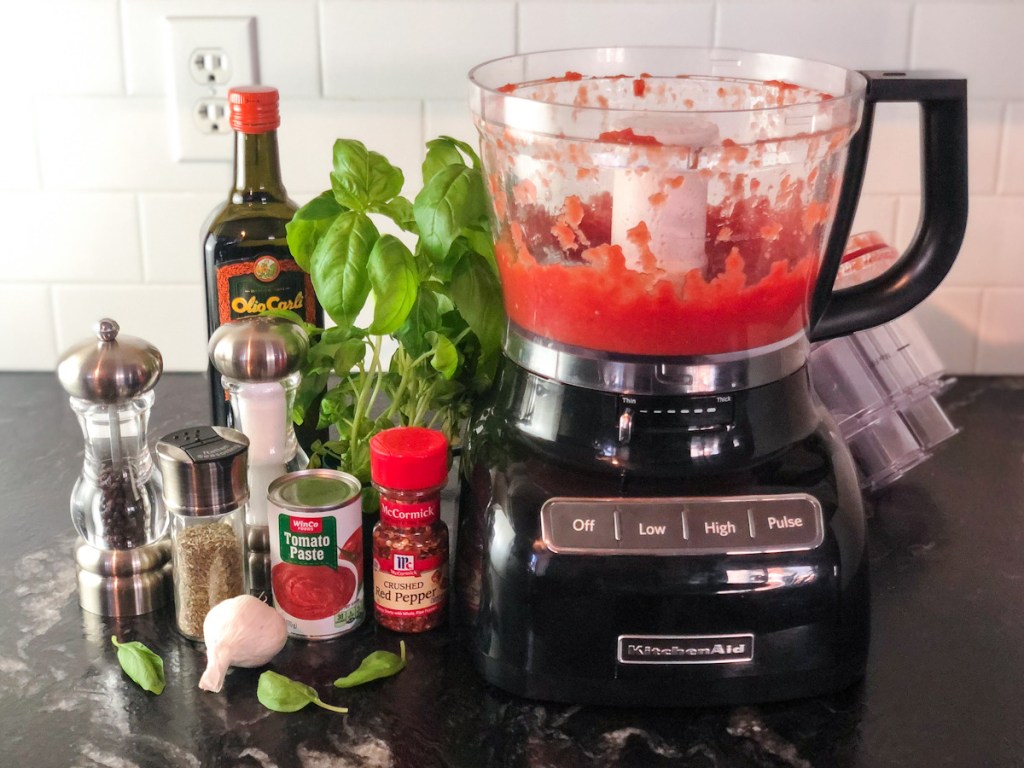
[202, 86, 323, 428]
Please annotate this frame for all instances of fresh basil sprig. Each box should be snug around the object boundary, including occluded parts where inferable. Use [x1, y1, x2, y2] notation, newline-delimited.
[283, 136, 502, 492]
[334, 641, 407, 688]
[257, 670, 348, 714]
[111, 635, 164, 695]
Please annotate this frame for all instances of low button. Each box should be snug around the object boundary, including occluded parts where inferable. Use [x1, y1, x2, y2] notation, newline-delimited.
[544, 502, 618, 552]
[618, 506, 685, 550]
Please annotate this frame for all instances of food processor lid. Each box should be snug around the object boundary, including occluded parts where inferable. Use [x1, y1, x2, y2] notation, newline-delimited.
[57, 318, 163, 404]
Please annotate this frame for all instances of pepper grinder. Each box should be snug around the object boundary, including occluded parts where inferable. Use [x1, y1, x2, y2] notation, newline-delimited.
[57, 318, 170, 616]
[208, 316, 309, 597]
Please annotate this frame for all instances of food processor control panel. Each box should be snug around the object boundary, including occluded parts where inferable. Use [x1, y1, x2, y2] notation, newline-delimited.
[617, 394, 734, 444]
[541, 494, 822, 555]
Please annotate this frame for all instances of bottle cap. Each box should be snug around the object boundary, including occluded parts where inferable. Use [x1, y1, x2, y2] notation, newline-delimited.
[370, 427, 449, 491]
[229, 86, 280, 133]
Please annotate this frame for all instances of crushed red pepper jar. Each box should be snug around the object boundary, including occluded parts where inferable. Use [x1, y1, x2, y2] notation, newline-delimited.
[369, 427, 450, 632]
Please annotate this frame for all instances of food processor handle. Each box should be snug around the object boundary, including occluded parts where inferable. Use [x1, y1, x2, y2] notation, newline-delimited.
[809, 72, 968, 341]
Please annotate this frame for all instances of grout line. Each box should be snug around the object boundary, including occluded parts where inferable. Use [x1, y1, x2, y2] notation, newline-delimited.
[116, 0, 129, 96]
[514, 0, 521, 54]
[905, 1, 917, 70]
[314, 0, 325, 98]
[972, 288, 988, 374]
[994, 101, 1011, 195]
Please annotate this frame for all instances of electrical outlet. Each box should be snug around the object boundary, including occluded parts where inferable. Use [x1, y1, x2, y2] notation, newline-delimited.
[164, 16, 259, 162]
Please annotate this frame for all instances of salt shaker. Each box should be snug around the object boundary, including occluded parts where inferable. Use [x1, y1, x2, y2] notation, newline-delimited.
[156, 426, 248, 640]
[208, 316, 309, 596]
[58, 319, 170, 616]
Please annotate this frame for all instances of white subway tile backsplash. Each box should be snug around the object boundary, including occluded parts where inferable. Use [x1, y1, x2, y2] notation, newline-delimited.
[0, 285, 57, 371]
[862, 103, 921, 196]
[320, 1, 516, 100]
[896, 195, 1022, 289]
[912, 3, 1024, 101]
[965, 102, 1004, 196]
[1002, 103, 1024, 195]
[279, 100, 424, 199]
[850, 194, 900, 245]
[715, 2, 911, 71]
[0, 0, 1020, 375]
[35, 97, 229, 192]
[3, 193, 141, 284]
[905, 286, 982, 375]
[425, 101, 479, 151]
[53, 284, 208, 372]
[139, 194, 221, 285]
[976, 288, 1024, 374]
[122, 0, 321, 97]
[520, 2, 714, 51]
[0, 120, 40, 191]
[9, 1, 124, 97]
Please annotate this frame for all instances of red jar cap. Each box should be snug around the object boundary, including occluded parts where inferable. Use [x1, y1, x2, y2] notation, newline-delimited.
[370, 427, 448, 490]
[228, 86, 280, 133]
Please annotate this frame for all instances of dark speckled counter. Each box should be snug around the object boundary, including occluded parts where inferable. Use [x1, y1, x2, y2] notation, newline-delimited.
[2, 373, 1023, 767]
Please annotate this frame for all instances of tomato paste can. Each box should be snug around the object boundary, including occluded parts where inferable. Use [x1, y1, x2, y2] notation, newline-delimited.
[267, 469, 365, 639]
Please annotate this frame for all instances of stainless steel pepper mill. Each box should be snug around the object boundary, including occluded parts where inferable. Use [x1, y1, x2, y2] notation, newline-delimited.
[57, 318, 171, 616]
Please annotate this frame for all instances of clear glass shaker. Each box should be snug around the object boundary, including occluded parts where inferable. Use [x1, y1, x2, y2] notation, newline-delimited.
[58, 319, 166, 550]
[156, 426, 249, 640]
[208, 316, 309, 596]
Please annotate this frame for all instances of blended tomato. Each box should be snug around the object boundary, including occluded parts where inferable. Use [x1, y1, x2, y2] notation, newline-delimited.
[272, 563, 356, 620]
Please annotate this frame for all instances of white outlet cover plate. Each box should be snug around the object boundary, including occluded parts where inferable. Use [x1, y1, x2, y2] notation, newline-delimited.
[165, 15, 259, 162]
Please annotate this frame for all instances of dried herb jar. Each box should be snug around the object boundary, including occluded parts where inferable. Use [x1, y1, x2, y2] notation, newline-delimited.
[369, 427, 450, 633]
[156, 426, 249, 640]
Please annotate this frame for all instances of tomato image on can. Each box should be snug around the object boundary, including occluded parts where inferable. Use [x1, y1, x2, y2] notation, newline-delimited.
[267, 469, 364, 639]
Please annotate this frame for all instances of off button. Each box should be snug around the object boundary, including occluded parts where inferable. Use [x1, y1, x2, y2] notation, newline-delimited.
[543, 501, 619, 552]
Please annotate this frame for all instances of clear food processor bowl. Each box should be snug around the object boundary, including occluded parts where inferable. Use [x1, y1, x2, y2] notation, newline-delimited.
[470, 48, 866, 358]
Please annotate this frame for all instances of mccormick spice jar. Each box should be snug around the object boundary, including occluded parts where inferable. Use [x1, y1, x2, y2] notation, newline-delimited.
[370, 427, 450, 633]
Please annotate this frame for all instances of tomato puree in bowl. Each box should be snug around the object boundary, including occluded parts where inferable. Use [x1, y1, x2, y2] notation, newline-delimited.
[473, 62, 858, 357]
[271, 563, 356, 620]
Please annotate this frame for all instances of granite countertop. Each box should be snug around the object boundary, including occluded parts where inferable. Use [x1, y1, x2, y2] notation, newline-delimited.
[2, 372, 1023, 768]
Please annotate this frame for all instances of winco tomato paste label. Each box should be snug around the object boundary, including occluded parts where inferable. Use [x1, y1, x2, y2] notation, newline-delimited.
[373, 552, 447, 619]
[268, 472, 365, 640]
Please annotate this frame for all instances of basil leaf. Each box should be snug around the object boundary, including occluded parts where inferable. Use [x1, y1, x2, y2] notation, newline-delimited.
[395, 289, 441, 358]
[422, 139, 466, 185]
[334, 338, 367, 373]
[286, 191, 346, 272]
[427, 135, 481, 171]
[368, 196, 418, 234]
[450, 250, 504, 359]
[111, 636, 164, 695]
[258, 670, 349, 714]
[368, 235, 418, 335]
[331, 139, 404, 212]
[413, 165, 487, 262]
[427, 332, 459, 379]
[310, 211, 379, 328]
[334, 642, 407, 689]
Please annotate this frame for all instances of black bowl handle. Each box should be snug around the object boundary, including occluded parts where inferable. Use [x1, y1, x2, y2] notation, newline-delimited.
[809, 71, 968, 342]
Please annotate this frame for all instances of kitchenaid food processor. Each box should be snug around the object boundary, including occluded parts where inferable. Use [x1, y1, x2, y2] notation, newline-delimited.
[456, 48, 967, 706]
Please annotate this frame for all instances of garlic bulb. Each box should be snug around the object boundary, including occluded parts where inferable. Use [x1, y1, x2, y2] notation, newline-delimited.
[199, 595, 288, 692]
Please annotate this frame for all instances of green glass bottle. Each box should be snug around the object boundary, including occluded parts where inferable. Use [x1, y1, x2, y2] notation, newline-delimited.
[202, 86, 323, 429]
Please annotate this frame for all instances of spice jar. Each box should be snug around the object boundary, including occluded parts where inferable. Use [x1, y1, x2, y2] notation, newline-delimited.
[156, 426, 248, 640]
[208, 316, 309, 597]
[369, 427, 450, 633]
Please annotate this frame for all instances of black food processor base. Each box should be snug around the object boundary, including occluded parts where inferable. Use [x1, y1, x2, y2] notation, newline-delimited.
[456, 360, 870, 707]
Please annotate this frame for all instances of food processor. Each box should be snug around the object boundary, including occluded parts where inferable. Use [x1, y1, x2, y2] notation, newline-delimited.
[455, 48, 967, 706]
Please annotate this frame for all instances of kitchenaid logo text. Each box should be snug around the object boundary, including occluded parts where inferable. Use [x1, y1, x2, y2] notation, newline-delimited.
[618, 635, 754, 664]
